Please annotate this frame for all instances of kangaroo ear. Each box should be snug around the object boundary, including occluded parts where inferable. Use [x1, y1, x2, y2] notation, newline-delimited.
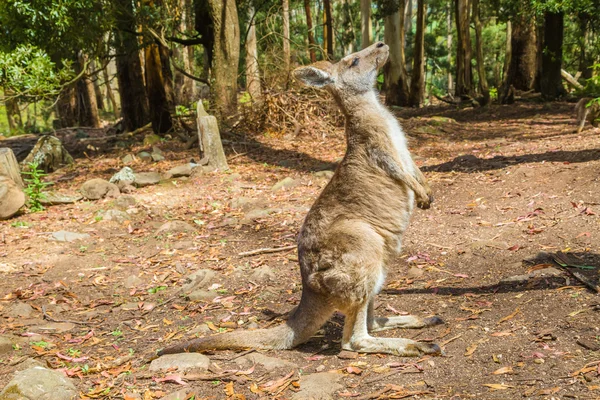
[293, 62, 333, 87]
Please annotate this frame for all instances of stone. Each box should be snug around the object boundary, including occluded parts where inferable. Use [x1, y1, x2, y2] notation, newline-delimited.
[137, 151, 152, 162]
[39, 192, 82, 206]
[0, 336, 14, 355]
[21, 136, 73, 173]
[235, 353, 295, 372]
[164, 164, 197, 179]
[124, 275, 143, 288]
[156, 221, 196, 234]
[80, 178, 120, 200]
[113, 195, 137, 209]
[291, 372, 344, 400]
[102, 209, 128, 223]
[143, 134, 162, 146]
[190, 166, 205, 178]
[407, 266, 424, 279]
[0, 366, 77, 400]
[230, 197, 263, 212]
[6, 302, 33, 318]
[182, 269, 216, 293]
[33, 322, 75, 333]
[161, 389, 196, 400]
[121, 154, 135, 164]
[271, 177, 297, 191]
[314, 170, 334, 180]
[0, 176, 25, 220]
[151, 153, 165, 162]
[251, 265, 276, 281]
[0, 263, 18, 273]
[149, 353, 210, 373]
[109, 167, 136, 187]
[243, 208, 279, 223]
[187, 290, 217, 302]
[51, 231, 90, 242]
[133, 172, 161, 187]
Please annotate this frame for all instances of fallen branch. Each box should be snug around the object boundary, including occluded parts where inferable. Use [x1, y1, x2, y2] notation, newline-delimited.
[42, 305, 94, 326]
[238, 245, 296, 257]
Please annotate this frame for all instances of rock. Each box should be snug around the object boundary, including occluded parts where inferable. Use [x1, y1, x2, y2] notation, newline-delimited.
[251, 265, 276, 281]
[137, 151, 152, 162]
[271, 177, 298, 191]
[133, 172, 161, 187]
[314, 170, 334, 180]
[337, 350, 358, 360]
[190, 166, 205, 178]
[161, 389, 195, 400]
[577, 338, 600, 351]
[0, 366, 77, 400]
[113, 195, 137, 209]
[80, 178, 120, 200]
[242, 208, 280, 224]
[0, 263, 18, 273]
[6, 302, 33, 318]
[151, 146, 165, 162]
[224, 172, 242, 182]
[0, 176, 25, 220]
[149, 353, 210, 373]
[110, 167, 136, 186]
[164, 164, 197, 179]
[21, 135, 73, 173]
[407, 266, 424, 279]
[156, 221, 196, 234]
[500, 266, 563, 284]
[187, 290, 217, 302]
[182, 269, 216, 293]
[33, 322, 75, 333]
[39, 192, 82, 206]
[143, 134, 162, 146]
[235, 353, 295, 372]
[0, 336, 14, 355]
[124, 275, 143, 288]
[121, 154, 135, 164]
[102, 209, 128, 223]
[51, 231, 90, 242]
[291, 372, 344, 400]
[230, 197, 263, 212]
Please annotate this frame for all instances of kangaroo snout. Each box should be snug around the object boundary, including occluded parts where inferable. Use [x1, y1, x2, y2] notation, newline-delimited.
[376, 41, 385, 48]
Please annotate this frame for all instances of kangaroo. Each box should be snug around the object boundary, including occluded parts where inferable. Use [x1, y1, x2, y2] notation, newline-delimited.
[575, 97, 600, 133]
[158, 42, 442, 357]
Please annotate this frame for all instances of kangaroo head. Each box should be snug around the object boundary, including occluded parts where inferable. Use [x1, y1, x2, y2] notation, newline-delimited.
[293, 42, 389, 97]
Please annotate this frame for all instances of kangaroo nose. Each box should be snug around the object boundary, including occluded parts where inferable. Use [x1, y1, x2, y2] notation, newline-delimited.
[376, 42, 385, 48]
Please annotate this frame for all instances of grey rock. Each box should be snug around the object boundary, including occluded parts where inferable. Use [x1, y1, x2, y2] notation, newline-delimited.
[271, 177, 297, 191]
[39, 192, 82, 206]
[190, 166, 205, 178]
[156, 221, 196, 234]
[137, 151, 153, 162]
[314, 170, 334, 180]
[243, 208, 280, 223]
[80, 178, 120, 200]
[109, 167, 135, 186]
[149, 353, 210, 373]
[0, 336, 14, 355]
[251, 265, 276, 281]
[230, 197, 263, 212]
[0, 366, 77, 400]
[291, 372, 344, 400]
[0, 176, 25, 220]
[33, 322, 75, 333]
[21, 135, 73, 173]
[102, 209, 128, 223]
[143, 134, 161, 146]
[151, 153, 165, 162]
[6, 302, 33, 318]
[235, 353, 295, 372]
[134, 172, 161, 187]
[182, 269, 216, 293]
[121, 154, 135, 164]
[51, 231, 90, 242]
[113, 195, 137, 209]
[187, 290, 217, 302]
[164, 164, 197, 179]
[124, 275, 143, 288]
[407, 266, 424, 279]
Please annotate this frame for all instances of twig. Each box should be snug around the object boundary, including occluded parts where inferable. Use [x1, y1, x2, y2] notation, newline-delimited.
[42, 305, 93, 326]
[238, 245, 296, 257]
[440, 333, 463, 347]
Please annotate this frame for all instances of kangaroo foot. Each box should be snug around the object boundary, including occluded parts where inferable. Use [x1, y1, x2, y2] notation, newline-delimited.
[343, 336, 442, 357]
[369, 315, 444, 332]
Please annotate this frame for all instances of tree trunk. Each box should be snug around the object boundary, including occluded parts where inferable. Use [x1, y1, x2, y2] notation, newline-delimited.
[55, 84, 78, 128]
[114, 0, 150, 132]
[102, 66, 118, 116]
[283, 0, 291, 73]
[246, 5, 262, 104]
[472, 0, 489, 105]
[144, 42, 174, 134]
[324, 0, 334, 59]
[540, 11, 565, 100]
[173, 0, 195, 106]
[501, 20, 511, 90]
[197, 101, 228, 170]
[503, 11, 536, 100]
[304, 0, 317, 62]
[408, 0, 425, 107]
[384, 2, 410, 106]
[405, 0, 412, 36]
[360, 0, 371, 49]
[76, 54, 101, 128]
[0, 148, 24, 188]
[578, 13, 593, 81]
[90, 60, 105, 110]
[454, 0, 473, 98]
[446, 2, 453, 95]
[4, 91, 22, 133]
[208, 0, 240, 117]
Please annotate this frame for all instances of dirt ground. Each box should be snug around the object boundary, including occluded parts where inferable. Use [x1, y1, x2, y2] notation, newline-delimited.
[0, 101, 599, 399]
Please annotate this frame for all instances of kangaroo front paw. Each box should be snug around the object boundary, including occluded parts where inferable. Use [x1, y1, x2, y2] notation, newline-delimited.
[417, 197, 431, 209]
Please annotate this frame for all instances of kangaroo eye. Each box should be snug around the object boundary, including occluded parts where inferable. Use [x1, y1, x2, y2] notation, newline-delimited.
[350, 57, 359, 67]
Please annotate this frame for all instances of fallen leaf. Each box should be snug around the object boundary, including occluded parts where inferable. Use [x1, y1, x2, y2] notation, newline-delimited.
[465, 343, 478, 357]
[507, 244, 520, 251]
[346, 366, 362, 375]
[153, 375, 187, 385]
[482, 383, 514, 390]
[498, 308, 520, 324]
[491, 331, 513, 337]
[225, 381, 235, 396]
[492, 366, 513, 375]
[535, 387, 560, 395]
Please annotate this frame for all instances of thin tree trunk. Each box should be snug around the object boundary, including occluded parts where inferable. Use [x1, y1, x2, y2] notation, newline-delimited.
[208, 0, 240, 117]
[578, 13, 593, 80]
[4, 91, 22, 133]
[502, 20, 511, 90]
[283, 0, 291, 73]
[540, 11, 565, 100]
[90, 60, 105, 110]
[454, 0, 473, 98]
[76, 53, 101, 128]
[405, 0, 413, 35]
[304, 0, 317, 62]
[408, 0, 425, 107]
[384, 2, 410, 106]
[360, 0, 371, 49]
[55, 84, 78, 128]
[472, 0, 489, 105]
[503, 11, 536, 98]
[446, 2, 453, 95]
[246, 5, 262, 104]
[102, 66, 117, 116]
[144, 42, 174, 134]
[324, 0, 333, 59]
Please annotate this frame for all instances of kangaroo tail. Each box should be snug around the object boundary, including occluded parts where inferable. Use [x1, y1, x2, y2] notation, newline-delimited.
[157, 292, 333, 355]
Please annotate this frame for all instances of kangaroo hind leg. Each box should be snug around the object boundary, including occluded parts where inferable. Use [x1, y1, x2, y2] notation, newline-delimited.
[367, 298, 444, 332]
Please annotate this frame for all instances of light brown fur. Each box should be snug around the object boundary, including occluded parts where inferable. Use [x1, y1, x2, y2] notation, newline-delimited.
[158, 42, 442, 357]
[576, 97, 600, 133]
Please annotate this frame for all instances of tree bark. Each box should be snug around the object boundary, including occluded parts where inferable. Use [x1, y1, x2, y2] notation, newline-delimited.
[173, 0, 195, 106]
[4, 91, 22, 133]
[540, 11, 565, 100]
[90, 60, 105, 110]
[208, 0, 240, 117]
[55, 84, 78, 128]
[360, 0, 371, 49]
[454, 0, 473, 98]
[76, 54, 101, 128]
[472, 0, 489, 105]
[384, 2, 410, 106]
[503, 11, 536, 100]
[324, 0, 334, 59]
[245, 5, 262, 104]
[578, 13, 593, 81]
[144, 42, 174, 134]
[446, 2, 453, 95]
[102, 66, 117, 116]
[283, 0, 291, 73]
[408, 0, 425, 107]
[405, 0, 413, 36]
[114, 0, 150, 132]
[304, 0, 317, 62]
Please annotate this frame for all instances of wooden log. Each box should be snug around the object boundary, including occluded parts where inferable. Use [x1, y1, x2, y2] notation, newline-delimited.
[561, 69, 584, 90]
[0, 148, 24, 188]
[197, 101, 228, 171]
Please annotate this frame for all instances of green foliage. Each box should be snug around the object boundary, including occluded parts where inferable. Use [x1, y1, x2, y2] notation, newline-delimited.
[22, 162, 51, 212]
